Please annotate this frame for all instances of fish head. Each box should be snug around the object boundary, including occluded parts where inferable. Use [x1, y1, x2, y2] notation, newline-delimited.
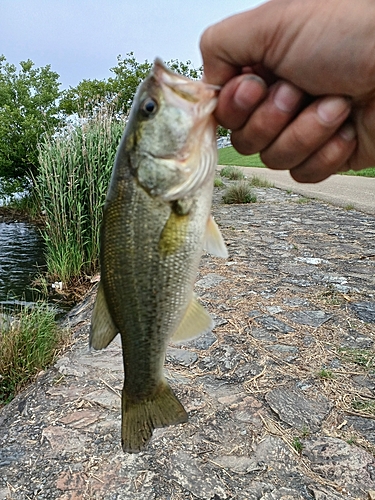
[124, 58, 219, 201]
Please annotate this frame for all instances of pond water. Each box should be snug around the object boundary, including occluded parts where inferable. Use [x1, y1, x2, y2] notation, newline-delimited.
[0, 222, 45, 306]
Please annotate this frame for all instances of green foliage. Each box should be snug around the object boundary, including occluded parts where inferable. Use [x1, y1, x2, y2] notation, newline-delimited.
[214, 177, 225, 188]
[340, 167, 375, 177]
[36, 106, 125, 282]
[338, 348, 374, 370]
[217, 125, 229, 137]
[249, 175, 274, 188]
[220, 165, 245, 180]
[0, 303, 60, 404]
[318, 369, 334, 379]
[218, 147, 266, 168]
[351, 399, 375, 414]
[0, 55, 62, 183]
[292, 437, 303, 454]
[222, 181, 257, 204]
[59, 52, 203, 118]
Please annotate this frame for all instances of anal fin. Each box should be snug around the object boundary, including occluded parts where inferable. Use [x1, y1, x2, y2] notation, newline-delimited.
[171, 296, 213, 342]
[90, 282, 118, 350]
[204, 215, 228, 258]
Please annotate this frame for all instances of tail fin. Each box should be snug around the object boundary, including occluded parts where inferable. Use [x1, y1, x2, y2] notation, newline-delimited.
[121, 381, 188, 453]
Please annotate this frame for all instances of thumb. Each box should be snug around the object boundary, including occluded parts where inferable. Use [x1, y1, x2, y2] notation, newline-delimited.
[200, 2, 288, 86]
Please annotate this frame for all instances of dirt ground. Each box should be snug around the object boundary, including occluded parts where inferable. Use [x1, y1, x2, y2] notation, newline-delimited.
[0, 179, 374, 500]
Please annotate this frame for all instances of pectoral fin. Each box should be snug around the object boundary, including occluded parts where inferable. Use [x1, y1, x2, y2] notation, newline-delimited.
[90, 282, 118, 349]
[171, 296, 213, 342]
[204, 215, 228, 258]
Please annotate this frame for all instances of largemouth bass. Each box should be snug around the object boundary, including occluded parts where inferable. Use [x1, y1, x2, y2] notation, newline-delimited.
[90, 59, 227, 453]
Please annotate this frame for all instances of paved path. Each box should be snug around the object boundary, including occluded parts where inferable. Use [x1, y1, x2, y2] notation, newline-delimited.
[220, 166, 375, 215]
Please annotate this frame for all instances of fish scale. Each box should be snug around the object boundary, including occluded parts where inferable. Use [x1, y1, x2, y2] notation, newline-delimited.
[90, 58, 227, 452]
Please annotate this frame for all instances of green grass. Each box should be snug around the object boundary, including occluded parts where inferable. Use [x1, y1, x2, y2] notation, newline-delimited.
[222, 181, 257, 204]
[338, 348, 374, 370]
[352, 399, 375, 414]
[218, 146, 375, 177]
[340, 167, 375, 177]
[249, 175, 274, 188]
[220, 165, 245, 180]
[0, 303, 64, 405]
[36, 105, 125, 283]
[292, 437, 303, 454]
[318, 369, 334, 379]
[218, 147, 265, 168]
[214, 177, 225, 188]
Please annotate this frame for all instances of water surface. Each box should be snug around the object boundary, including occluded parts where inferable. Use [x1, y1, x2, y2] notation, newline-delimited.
[0, 222, 45, 306]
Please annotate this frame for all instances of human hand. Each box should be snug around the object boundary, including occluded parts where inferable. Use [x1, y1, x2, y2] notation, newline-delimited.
[200, 0, 375, 182]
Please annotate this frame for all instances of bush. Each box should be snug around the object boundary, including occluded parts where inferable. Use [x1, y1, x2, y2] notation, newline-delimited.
[214, 177, 225, 188]
[249, 175, 274, 188]
[222, 181, 257, 204]
[220, 165, 245, 180]
[0, 303, 62, 404]
[36, 106, 125, 282]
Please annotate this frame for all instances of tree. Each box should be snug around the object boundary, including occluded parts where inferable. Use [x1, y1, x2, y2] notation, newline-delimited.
[59, 53, 203, 118]
[0, 55, 62, 186]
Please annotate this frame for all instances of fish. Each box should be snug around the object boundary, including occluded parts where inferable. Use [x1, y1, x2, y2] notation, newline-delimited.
[90, 58, 228, 453]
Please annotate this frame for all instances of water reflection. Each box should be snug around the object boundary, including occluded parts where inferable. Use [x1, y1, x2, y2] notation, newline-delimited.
[0, 222, 45, 305]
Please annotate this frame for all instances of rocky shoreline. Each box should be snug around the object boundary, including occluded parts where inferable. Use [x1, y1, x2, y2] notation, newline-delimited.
[0, 180, 374, 499]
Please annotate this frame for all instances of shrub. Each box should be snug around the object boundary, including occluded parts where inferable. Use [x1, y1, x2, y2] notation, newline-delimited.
[222, 181, 257, 204]
[214, 177, 225, 188]
[220, 165, 245, 180]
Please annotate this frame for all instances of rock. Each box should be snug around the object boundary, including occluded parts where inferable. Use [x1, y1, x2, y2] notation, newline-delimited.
[256, 315, 295, 333]
[307, 485, 347, 499]
[285, 310, 333, 327]
[296, 257, 328, 265]
[346, 415, 375, 444]
[168, 451, 227, 499]
[249, 327, 277, 342]
[186, 330, 217, 350]
[350, 301, 375, 323]
[260, 488, 305, 499]
[252, 436, 299, 473]
[302, 437, 375, 495]
[58, 410, 102, 429]
[341, 331, 373, 349]
[266, 306, 284, 315]
[83, 388, 120, 410]
[283, 298, 311, 307]
[166, 347, 198, 367]
[195, 273, 226, 289]
[265, 387, 331, 432]
[214, 455, 259, 474]
[42, 426, 88, 453]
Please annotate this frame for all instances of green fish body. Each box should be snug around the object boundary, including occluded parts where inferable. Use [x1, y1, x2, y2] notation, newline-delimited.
[90, 59, 227, 452]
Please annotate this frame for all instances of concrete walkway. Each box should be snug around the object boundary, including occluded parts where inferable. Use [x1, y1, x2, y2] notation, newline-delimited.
[220, 166, 375, 215]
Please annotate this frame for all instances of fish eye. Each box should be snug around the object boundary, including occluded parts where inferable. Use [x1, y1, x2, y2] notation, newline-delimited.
[141, 97, 158, 117]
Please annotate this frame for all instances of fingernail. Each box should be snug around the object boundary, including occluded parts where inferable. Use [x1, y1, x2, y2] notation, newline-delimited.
[317, 97, 350, 123]
[339, 122, 356, 141]
[273, 82, 302, 113]
[234, 75, 266, 108]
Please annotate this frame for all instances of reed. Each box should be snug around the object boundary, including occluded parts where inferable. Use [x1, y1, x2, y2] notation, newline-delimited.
[36, 106, 125, 282]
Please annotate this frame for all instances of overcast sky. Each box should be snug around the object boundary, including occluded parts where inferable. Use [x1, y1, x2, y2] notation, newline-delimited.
[1, 0, 266, 89]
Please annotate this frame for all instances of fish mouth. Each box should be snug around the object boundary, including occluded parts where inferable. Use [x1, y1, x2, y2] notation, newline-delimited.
[152, 57, 220, 112]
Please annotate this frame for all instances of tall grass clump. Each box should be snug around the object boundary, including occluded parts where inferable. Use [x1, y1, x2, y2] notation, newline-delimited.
[220, 165, 245, 180]
[36, 105, 125, 282]
[223, 181, 257, 204]
[0, 304, 62, 405]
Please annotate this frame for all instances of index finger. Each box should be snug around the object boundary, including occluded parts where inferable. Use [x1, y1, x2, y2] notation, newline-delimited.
[200, 7, 273, 85]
